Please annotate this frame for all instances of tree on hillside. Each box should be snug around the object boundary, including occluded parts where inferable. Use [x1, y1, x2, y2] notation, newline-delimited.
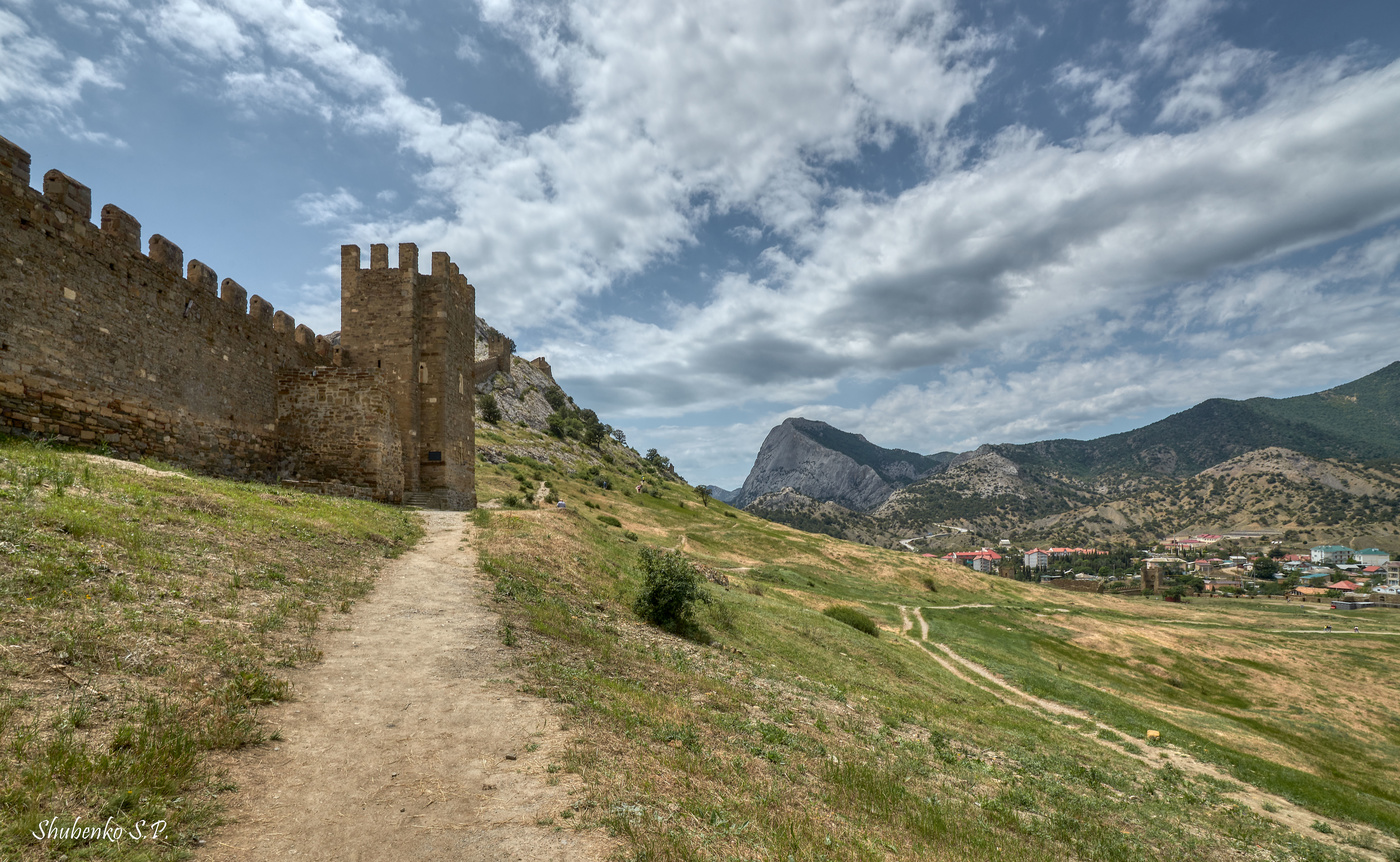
[696, 485, 712, 507]
[478, 391, 502, 424]
[584, 421, 608, 448]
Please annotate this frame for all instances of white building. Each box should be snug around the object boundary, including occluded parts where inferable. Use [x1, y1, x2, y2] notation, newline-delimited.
[1356, 548, 1391, 566]
[1310, 545, 1353, 565]
[1023, 549, 1049, 569]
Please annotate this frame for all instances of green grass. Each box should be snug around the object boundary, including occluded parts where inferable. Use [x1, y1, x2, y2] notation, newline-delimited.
[472, 420, 1385, 861]
[0, 435, 420, 859]
[822, 605, 879, 637]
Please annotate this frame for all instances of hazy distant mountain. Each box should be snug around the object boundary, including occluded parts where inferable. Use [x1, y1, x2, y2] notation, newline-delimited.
[734, 362, 1400, 550]
[732, 417, 955, 511]
[702, 485, 739, 504]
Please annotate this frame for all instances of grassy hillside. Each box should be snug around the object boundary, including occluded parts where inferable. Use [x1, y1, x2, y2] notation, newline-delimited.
[473, 417, 1400, 861]
[0, 436, 418, 859]
[1249, 361, 1400, 459]
[997, 361, 1400, 480]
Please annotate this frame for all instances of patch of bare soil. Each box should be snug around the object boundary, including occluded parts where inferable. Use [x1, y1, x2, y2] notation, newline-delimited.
[79, 452, 190, 478]
[200, 512, 613, 862]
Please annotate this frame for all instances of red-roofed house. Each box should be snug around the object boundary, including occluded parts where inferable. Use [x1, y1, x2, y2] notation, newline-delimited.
[1326, 580, 1360, 592]
[971, 550, 1001, 574]
[943, 549, 1003, 574]
[1024, 549, 1049, 569]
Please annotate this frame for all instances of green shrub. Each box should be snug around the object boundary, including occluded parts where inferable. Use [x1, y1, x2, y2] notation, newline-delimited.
[598, 515, 621, 527]
[622, 530, 638, 541]
[723, 511, 737, 519]
[633, 548, 712, 642]
[478, 391, 502, 423]
[922, 576, 938, 592]
[823, 605, 879, 637]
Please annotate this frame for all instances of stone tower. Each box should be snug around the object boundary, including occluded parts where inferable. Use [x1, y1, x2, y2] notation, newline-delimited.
[339, 243, 476, 510]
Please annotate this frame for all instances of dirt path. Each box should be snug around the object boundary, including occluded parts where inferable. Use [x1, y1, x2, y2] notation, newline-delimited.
[892, 613, 1397, 861]
[202, 511, 612, 862]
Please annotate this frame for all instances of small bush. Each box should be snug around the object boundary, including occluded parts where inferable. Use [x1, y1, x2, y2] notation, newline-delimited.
[598, 515, 622, 527]
[723, 511, 737, 519]
[622, 530, 638, 541]
[922, 576, 938, 592]
[633, 548, 712, 642]
[823, 605, 879, 637]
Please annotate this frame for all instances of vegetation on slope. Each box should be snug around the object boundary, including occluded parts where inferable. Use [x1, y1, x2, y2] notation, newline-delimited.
[474, 419, 1399, 861]
[0, 436, 418, 859]
[995, 361, 1400, 479]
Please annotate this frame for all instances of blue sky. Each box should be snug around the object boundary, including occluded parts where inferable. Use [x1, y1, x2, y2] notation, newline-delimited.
[3, 0, 1400, 489]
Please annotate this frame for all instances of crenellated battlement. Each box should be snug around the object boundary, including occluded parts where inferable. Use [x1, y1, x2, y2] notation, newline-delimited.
[0, 134, 328, 357]
[0, 133, 480, 505]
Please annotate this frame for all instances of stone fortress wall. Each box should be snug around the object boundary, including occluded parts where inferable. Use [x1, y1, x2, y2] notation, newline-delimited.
[0, 134, 481, 508]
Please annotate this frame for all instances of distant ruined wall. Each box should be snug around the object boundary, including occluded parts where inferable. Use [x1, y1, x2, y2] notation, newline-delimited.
[472, 351, 511, 382]
[275, 369, 403, 501]
[0, 134, 326, 478]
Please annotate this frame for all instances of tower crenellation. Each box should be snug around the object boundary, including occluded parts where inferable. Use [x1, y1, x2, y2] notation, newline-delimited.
[187, 259, 218, 294]
[148, 234, 183, 273]
[100, 204, 140, 251]
[42, 170, 91, 220]
[221, 277, 248, 313]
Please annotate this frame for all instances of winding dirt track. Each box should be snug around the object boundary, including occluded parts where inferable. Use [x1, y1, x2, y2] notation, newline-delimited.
[202, 512, 612, 862]
[893, 605, 1397, 861]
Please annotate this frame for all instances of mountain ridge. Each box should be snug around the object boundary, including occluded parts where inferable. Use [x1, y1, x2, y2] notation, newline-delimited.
[735, 361, 1400, 549]
[732, 417, 954, 511]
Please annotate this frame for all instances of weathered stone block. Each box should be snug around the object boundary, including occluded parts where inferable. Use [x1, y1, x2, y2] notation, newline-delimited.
[100, 204, 141, 252]
[249, 294, 274, 326]
[149, 234, 183, 273]
[220, 278, 247, 312]
[187, 259, 217, 294]
[43, 170, 91, 221]
[0, 134, 30, 186]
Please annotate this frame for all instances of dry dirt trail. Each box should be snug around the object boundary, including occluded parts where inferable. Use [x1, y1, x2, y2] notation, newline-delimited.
[892, 606, 1397, 861]
[202, 511, 613, 862]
